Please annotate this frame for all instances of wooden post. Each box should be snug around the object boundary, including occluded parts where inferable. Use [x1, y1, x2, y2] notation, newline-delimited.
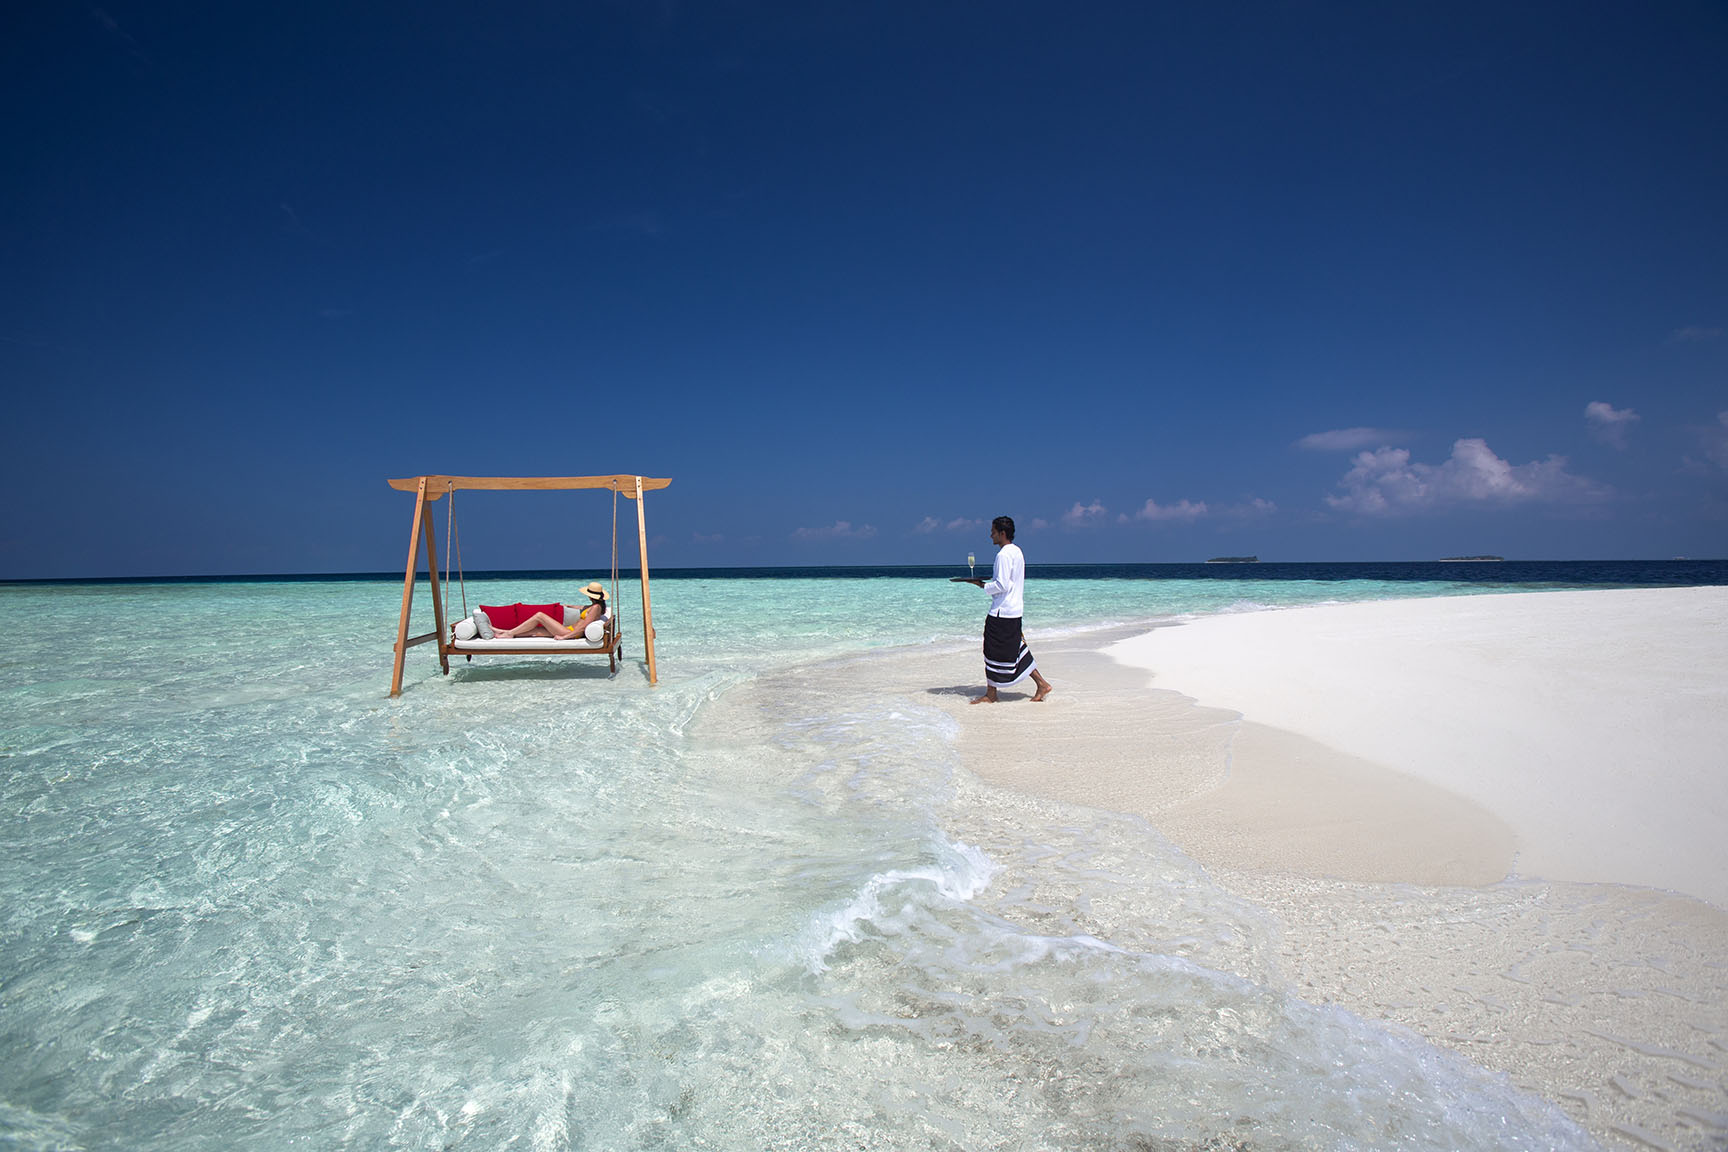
[390, 478, 429, 697]
[422, 499, 449, 676]
[636, 474, 658, 685]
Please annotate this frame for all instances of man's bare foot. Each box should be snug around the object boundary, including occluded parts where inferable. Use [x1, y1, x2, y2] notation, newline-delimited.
[1031, 682, 1053, 702]
[970, 688, 998, 705]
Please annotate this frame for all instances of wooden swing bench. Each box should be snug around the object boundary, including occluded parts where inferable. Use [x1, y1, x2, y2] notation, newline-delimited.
[386, 474, 672, 696]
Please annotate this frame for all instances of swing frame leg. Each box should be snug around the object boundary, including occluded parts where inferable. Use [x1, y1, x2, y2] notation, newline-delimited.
[389, 478, 449, 696]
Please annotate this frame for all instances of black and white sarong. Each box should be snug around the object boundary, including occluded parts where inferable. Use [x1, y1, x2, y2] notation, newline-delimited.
[983, 614, 1037, 689]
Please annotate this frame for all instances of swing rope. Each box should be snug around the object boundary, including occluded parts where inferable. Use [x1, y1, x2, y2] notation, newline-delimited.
[444, 488, 468, 623]
[610, 488, 621, 631]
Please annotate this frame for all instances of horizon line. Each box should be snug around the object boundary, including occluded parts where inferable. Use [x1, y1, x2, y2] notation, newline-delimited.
[3, 557, 1723, 586]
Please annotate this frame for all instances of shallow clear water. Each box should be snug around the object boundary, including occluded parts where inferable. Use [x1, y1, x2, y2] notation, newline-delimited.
[1, 575, 1600, 1149]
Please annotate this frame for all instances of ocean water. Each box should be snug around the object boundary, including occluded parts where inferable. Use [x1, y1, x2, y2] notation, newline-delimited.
[5, 564, 1716, 1150]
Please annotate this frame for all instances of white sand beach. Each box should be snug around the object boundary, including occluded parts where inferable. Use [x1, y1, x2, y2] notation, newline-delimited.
[1107, 586, 1728, 909]
[917, 586, 1728, 1152]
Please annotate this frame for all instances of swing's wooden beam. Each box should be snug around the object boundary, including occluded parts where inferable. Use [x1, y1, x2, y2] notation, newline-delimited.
[387, 475, 670, 499]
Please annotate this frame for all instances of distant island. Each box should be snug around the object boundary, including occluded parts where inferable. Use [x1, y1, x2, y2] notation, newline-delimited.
[1438, 555, 1504, 562]
[1206, 556, 1259, 564]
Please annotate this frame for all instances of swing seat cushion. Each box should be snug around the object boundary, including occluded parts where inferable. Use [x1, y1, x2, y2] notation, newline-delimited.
[479, 603, 519, 629]
[451, 610, 610, 648]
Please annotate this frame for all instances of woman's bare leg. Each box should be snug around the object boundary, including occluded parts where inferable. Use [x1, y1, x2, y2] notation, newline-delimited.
[497, 611, 575, 639]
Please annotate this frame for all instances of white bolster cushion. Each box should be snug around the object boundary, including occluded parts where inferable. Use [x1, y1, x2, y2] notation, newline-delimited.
[453, 617, 478, 641]
[584, 618, 606, 641]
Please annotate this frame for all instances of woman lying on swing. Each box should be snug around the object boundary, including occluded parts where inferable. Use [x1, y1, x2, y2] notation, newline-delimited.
[492, 582, 607, 639]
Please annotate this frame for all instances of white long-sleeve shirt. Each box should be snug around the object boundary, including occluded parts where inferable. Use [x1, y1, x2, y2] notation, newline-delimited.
[982, 542, 1025, 617]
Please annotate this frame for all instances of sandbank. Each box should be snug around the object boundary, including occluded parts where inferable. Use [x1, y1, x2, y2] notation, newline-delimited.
[1107, 586, 1728, 909]
[911, 587, 1728, 1151]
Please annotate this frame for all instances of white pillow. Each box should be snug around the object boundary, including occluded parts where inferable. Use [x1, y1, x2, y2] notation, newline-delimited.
[453, 617, 478, 641]
[472, 608, 494, 639]
[584, 618, 606, 641]
[564, 604, 585, 626]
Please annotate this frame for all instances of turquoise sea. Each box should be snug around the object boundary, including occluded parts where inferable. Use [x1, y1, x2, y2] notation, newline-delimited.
[4, 562, 1722, 1150]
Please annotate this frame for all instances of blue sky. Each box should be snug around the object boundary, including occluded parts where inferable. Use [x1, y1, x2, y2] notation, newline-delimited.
[4, 2, 1725, 578]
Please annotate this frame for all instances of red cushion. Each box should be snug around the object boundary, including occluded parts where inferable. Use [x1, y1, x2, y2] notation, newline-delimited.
[480, 603, 521, 630]
[521, 602, 562, 625]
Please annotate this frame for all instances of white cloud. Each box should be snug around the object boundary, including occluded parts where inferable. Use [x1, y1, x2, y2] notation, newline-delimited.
[1129, 498, 1208, 522]
[1327, 438, 1608, 515]
[1296, 427, 1406, 452]
[1029, 518, 1050, 532]
[792, 520, 877, 540]
[1670, 326, 1722, 343]
[1225, 497, 1277, 518]
[691, 532, 724, 545]
[1584, 401, 1640, 448]
[1061, 500, 1108, 528]
[914, 515, 985, 534]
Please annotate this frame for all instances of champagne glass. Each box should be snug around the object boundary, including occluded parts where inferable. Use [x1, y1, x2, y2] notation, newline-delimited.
[968, 552, 975, 580]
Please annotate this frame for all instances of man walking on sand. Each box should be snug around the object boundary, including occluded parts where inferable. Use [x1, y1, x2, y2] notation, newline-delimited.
[965, 516, 1053, 704]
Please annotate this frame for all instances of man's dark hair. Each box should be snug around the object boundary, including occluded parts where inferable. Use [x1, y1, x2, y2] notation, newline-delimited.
[992, 515, 1015, 541]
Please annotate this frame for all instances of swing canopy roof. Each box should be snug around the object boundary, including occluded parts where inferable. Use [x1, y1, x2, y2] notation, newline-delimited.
[388, 474, 672, 498]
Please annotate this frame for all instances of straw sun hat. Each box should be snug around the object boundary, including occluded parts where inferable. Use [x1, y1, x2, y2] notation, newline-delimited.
[581, 582, 607, 601]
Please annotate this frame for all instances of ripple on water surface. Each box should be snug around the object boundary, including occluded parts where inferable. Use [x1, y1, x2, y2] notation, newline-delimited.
[0, 577, 1607, 1149]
